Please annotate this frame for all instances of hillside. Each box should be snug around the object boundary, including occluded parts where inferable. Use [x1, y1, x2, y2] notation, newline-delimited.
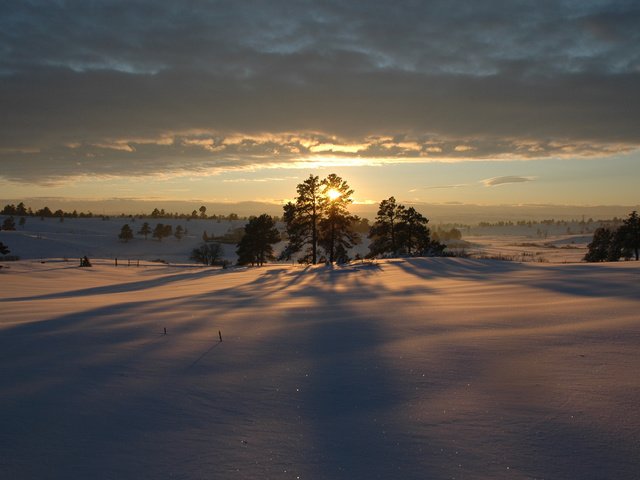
[0, 216, 598, 264]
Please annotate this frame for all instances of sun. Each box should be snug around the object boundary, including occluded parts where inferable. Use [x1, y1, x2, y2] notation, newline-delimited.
[326, 188, 341, 201]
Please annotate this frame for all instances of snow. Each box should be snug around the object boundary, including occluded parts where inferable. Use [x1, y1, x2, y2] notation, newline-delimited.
[1, 256, 639, 479]
[0, 216, 249, 264]
[1, 216, 595, 264]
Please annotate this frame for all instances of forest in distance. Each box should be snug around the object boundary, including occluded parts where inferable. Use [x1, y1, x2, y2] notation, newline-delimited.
[1, 174, 639, 266]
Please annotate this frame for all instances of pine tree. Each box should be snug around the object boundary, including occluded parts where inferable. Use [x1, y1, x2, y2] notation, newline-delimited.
[368, 197, 405, 257]
[16, 202, 27, 216]
[318, 174, 360, 263]
[0, 241, 9, 255]
[618, 211, 640, 260]
[138, 222, 151, 239]
[2, 216, 16, 231]
[236, 214, 280, 266]
[397, 207, 433, 256]
[118, 224, 134, 242]
[281, 174, 323, 263]
[584, 227, 613, 262]
[174, 225, 184, 241]
[153, 223, 167, 241]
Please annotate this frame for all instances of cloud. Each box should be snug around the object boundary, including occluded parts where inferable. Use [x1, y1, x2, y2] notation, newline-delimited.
[482, 176, 536, 187]
[412, 184, 471, 191]
[1, 1, 639, 183]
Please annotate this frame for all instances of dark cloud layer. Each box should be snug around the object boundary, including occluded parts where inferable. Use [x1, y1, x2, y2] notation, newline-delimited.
[1, 0, 639, 182]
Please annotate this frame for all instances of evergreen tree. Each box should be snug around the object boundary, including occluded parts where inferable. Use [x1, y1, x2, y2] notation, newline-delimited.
[2, 216, 16, 231]
[281, 174, 323, 263]
[368, 197, 405, 257]
[2, 204, 16, 215]
[617, 210, 640, 260]
[118, 224, 134, 242]
[236, 214, 280, 266]
[16, 202, 27, 216]
[397, 207, 433, 256]
[36, 206, 53, 217]
[152, 223, 171, 241]
[19, 217, 26, 227]
[318, 174, 360, 263]
[584, 227, 614, 262]
[0, 241, 9, 255]
[190, 242, 223, 265]
[199, 205, 207, 218]
[138, 222, 151, 239]
[174, 225, 184, 240]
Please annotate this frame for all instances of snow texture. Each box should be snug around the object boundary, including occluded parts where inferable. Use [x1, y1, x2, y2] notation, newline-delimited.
[1, 256, 639, 479]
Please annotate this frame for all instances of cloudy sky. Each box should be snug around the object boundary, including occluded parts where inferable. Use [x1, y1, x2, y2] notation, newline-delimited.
[1, 0, 639, 208]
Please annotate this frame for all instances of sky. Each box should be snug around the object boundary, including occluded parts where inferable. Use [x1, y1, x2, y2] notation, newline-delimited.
[1, 0, 639, 211]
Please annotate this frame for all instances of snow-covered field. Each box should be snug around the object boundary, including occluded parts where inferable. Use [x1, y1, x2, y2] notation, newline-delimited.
[1, 257, 639, 479]
[1, 216, 595, 263]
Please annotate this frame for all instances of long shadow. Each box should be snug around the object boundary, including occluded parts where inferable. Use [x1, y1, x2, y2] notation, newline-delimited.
[0, 267, 225, 302]
[0, 294, 244, 479]
[275, 274, 440, 479]
[397, 258, 640, 301]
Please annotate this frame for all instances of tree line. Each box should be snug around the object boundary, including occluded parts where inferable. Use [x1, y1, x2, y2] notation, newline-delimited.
[1, 202, 253, 222]
[584, 211, 640, 262]
[186, 173, 445, 267]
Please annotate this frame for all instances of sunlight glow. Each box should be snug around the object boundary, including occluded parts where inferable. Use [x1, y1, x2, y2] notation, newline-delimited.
[326, 188, 341, 201]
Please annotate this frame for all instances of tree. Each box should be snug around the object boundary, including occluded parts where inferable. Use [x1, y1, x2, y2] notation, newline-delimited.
[397, 207, 434, 256]
[281, 174, 323, 263]
[16, 202, 27, 216]
[367, 200, 443, 258]
[2, 216, 16, 231]
[152, 223, 172, 241]
[174, 225, 184, 241]
[199, 205, 207, 218]
[617, 210, 640, 260]
[118, 224, 134, 242]
[317, 174, 360, 263]
[2, 204, 16, 215]
[584, 227, 614, 262]
[0, 241, 9, 255]
[19, 217, 26, 227]
[585, 212, 640, 262]
[236, 214, 281, 266]
[368, 197, 405, 257]
[138, 222, 152, 239]
[36, 206, 53, 217]
[190, 242, 224, 265]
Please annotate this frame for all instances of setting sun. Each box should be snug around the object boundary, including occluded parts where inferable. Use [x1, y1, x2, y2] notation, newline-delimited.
[326, 188, 341, 201]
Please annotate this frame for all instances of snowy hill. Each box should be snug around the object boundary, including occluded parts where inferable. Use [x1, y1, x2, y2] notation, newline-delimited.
[0, 216, 251, 264]
[1, 258, 639, 479]
[1, 216, 595, 264]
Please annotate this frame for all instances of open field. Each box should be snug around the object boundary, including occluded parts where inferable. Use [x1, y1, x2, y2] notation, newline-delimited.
[0, 216, 604, 264]
[1, 258, 639, 479]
